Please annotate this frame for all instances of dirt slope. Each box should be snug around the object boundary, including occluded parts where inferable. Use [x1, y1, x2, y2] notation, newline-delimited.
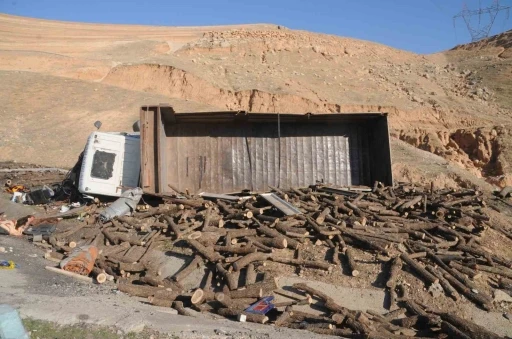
[0, 14, 511, 188]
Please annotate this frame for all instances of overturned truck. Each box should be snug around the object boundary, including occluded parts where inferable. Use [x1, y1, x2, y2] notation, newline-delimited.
[139, 105, 393, 195]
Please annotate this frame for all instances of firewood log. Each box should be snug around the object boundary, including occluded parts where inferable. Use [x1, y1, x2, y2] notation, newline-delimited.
[293, 283, 350, 315]
[252, 237, 287, 249]
[163, 215, 184, 239]
[187, 239, 224, 262]
[274, 305, 293, 326]
[102, 229, 145, 246]
[117, 282, 166, 298]
[469, 263, 512, 280]
[332, 245, 340, 265]
[441, 321, 472, 339]
[241, 279, 278, 296]
[119, 262, 146, 273]
[499, 277, 512, 291]
[252, 218, 300, 249]
[440, 271, 492, 311]
[232, 252, 270, 271]
[213, 245, 257, 255]
[400, 253, 438, 286]
[245, 263, 257, 285]
[215, 263, 239, 290]
[191, 288, 215, 305]
[214, 293, 256, 309]
[216, 308, 268, 324]
[271, 256, 333, 271]
[172, 301, 196, 317]
[449, 261, 482, 279]
[172, 255, 203, 282]
[148, 296, 173, 307]
[229, 286, 263, 299]
[425, 265, 459, 301]
[439, 313, 503, 339]
[345, 247, 360, 276]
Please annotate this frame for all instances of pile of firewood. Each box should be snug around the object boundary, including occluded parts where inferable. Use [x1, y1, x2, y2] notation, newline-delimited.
[41, 182, 512, 339]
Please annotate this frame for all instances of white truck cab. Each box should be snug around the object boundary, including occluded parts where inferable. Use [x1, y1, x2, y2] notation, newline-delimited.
[78, 131, 141, 197]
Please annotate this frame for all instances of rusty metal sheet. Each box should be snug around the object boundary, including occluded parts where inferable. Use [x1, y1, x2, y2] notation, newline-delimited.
[140, 105, 392, 194]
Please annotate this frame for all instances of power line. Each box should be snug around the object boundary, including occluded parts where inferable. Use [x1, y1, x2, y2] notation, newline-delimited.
[453, 0, 511, 42]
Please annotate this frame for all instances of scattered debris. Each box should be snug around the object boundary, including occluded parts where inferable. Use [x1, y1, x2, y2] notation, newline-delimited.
[33, 180, 508, 338]
[99, 188, 143, 222]
[60, 245, 98, 276]
[0, 260, 17, 269]
[244, 296, 275, 315]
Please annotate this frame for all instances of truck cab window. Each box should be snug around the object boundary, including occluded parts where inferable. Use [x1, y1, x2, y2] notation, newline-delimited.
[91, 150, 116, 180]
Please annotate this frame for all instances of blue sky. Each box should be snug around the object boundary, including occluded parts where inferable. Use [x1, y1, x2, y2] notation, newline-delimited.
[1, 0, 511, 54]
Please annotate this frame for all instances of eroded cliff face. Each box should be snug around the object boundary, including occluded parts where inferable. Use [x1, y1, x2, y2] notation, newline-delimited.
[396, 126, 511, 187]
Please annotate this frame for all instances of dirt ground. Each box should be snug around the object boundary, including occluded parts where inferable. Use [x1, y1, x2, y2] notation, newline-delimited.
[2, 167, 512, 338]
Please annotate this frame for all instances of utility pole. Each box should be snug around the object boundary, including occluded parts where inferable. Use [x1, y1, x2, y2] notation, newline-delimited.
[453, 0, 510, 42]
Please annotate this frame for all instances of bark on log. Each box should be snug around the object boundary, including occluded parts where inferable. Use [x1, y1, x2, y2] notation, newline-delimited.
[227, 229, 258, 238]
[271, 257, 333, 271]
[253, 237, 287, 249]
[245, 263, 257, 285]
[252, 218, 300, 249]
[163, 215, 183, 239]
[392, 315, 419, 328]
[216, 263, 239, 290]
[148, 296, 173, 307]
[307, 216, 341, 236]
[102, 229, 145, 246]
[100, 242, 131, 257]
[386, 256, 402, 292]
[187, 239, 224, 262]
[214, 293, 257, 309]
[117, 283, 165, 298]
[341, 231, 389, 255]
[191, 288, 215, 305]
[345, 247, 360, 276]
[229, 286, 263, 299]
[241, 280, 278, 296]
[499, 277, 512, 290]
[470, 263, 512, 279]
[173, 301, 196, 317]
[441, 321, 472, 339]
[441, 271, 492, 311]
[213, 245, 257, 255]
[274, 306, 293, 327]
[173, 255, 203, 282]
[315, 207, 331, 225]
[216, 308, 268, 324]
[439, 313, 503, 339]
[400, 253, 439, 286]
[293, 283, 349, 315]
[232, 252, 270, 271]
[119, 262, 146, 273]
[449, 261, 482, 279]
[332, 245, 340, 265]
[165, 198, 204, 209]
[425, 265, 460, 301]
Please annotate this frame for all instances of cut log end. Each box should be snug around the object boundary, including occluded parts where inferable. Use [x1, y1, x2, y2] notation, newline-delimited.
[95, 273, 107, 284]
[191, 289, 204, 305]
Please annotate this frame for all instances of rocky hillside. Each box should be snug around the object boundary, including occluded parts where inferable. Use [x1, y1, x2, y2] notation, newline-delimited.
[0, 14, 511, 189]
